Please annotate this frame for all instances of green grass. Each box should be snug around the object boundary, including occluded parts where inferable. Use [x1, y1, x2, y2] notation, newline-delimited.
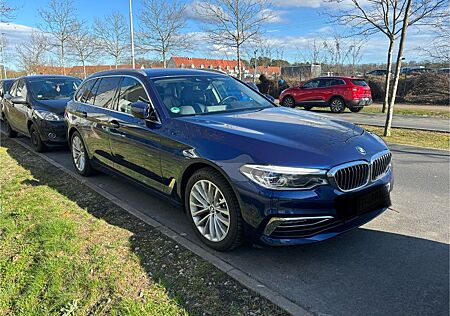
[361, 106, 450, 118]
[0, 139, 287, 316]
[362, 125, 450, 151]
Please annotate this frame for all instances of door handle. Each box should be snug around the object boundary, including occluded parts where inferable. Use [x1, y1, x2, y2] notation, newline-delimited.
[110, 120, 120, 129]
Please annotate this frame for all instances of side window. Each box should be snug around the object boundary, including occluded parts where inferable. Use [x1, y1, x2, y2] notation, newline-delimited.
[9, 81, 18, 96]
[16, 81, 27, 97]
[94, 77, 121, 108]
[116, 77, 148, 114]
[75, 80, 94, 102]
[303, 80, 319, 89]
[86, 79, 101, 105]
[318, 79, 330, 87]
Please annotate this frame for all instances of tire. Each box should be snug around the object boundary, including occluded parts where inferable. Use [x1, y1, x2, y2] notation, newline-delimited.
[185, 167, 243, 251]
[70, 131, 93, 176]
[3, 118, 18, 138]
[329, 97, 346, 113]
[350, 107, 363, 113]
[282, 96, 295, 108]
[29, 124, 47, 152]
[303, 106, 313, 110]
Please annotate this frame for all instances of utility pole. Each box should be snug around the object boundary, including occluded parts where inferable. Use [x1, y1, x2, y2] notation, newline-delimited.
[129, 0, 136, 69]
[0, 33, 7, 79]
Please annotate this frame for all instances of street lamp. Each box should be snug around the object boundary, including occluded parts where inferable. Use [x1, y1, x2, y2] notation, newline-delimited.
[253, 49, 258, 83]
[129, 0, 136, 69]
[0, 33, 7, 79]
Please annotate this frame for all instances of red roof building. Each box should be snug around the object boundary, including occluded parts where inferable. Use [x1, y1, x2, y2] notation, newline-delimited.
[168, 56, 251, 77]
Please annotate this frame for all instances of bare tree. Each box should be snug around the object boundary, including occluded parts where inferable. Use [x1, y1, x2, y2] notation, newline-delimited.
[94, 12, 129, 68]
[327, 0, 448, 114]
[16, 31, 49, 75]
[419, 21, 450, 63]
[39, 0, 77, 75]
[297, 39, 324, 65]
[138, 0, 190, 68]
[348, 37, 366, 75]
[195, 0, 273, 79]
[0, 0, 16, 21]
[68, 21, 100, 78]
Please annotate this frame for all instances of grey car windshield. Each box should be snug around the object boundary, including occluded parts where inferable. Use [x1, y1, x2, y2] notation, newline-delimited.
[29, 78, 81, 100]
[151, 75, 273, 116]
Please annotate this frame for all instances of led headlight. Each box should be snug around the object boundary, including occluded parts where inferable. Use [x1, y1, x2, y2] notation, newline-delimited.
[35, 110, 64, 121]
[240, 165, 328, 190]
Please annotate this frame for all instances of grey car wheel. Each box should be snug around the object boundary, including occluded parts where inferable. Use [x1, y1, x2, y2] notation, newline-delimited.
[330, 97, 345, 113]
[71, 131, 93, 176]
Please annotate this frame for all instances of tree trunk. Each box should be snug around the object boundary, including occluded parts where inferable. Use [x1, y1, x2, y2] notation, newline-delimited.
[384, 0, 412, 137]
[382, 38, 394, 113]
[82, 61, 86, 79]
[162, 51, 167, 68]
[61, 44, 66, 75]
[237, 44, 242, 80]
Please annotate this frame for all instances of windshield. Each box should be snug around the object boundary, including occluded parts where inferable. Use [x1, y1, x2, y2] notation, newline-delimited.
[29, 78, 81, 100]
[151, 75, 273, 116]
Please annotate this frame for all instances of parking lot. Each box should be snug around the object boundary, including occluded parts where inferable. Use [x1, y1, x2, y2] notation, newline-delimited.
[5, 129, 449, 316]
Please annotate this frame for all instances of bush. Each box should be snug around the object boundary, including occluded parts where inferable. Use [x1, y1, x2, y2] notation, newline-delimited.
[367, 74, 449, 105]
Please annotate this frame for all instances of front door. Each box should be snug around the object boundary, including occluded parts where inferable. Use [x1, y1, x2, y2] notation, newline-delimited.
[108, 76, 163, 191]
[8, 80, 29, 133]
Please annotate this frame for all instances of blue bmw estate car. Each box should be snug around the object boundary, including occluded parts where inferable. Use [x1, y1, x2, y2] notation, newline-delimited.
[65, 69, 393, 251]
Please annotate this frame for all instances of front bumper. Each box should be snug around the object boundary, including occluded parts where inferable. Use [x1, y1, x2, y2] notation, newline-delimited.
[234, 170, 393, 246]
[36, 119, 67, 146]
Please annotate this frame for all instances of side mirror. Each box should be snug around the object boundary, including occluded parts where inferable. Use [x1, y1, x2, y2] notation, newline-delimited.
[11, 96, 28, 104]
[131, 101, 158, 122]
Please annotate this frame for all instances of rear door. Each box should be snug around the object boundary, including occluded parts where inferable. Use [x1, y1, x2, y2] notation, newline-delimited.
[108, 76, 163, 191]
[77, 76, 121, 168]
[8, 79, 29, 133]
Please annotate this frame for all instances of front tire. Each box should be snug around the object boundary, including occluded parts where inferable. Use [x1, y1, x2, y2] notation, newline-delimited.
[3, 118, 18, 138]
[329, 97, 345, 113]
[282, 96, 295, 108]
[185, 167, 243, 251]
[30, 124, 47, 152]
[71, 131, 93, 176]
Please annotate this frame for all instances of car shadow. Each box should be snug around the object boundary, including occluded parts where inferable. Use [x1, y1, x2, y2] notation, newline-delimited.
[4, 138, 449, 316]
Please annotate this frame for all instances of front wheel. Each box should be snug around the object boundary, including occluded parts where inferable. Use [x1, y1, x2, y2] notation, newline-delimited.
[281, 96, 295, 108]
[350, 107, 363, 113]
[329, 97, 345, 113]
[30, 124, 47, 152]
[71, 131, 93, 176]
[185, 168, 243, 251]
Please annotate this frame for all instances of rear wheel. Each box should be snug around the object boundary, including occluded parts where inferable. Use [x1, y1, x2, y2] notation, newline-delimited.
[282, 96, 295, 108]
[3, 118, 18, 138]
[71, 131, 93, 176]
[185, 167, 243, 251]
[329, 97, 345, 113]
[30, 124, 47, 152]
[350, 107, 363, 113]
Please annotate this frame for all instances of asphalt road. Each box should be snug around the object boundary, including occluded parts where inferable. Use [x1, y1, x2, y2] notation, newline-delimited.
[316, 111, 449, 132]
[4, 135, 449, 316]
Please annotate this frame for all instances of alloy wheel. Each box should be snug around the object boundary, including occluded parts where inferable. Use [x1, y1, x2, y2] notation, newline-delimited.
[189, 180, 230, 242]
[330, 98, 345, 113]
[72, 135, 86, 172]
[283, 97, 295, 108]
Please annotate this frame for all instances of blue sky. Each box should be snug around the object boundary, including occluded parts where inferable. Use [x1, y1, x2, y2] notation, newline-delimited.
[1, 0, 435, 68]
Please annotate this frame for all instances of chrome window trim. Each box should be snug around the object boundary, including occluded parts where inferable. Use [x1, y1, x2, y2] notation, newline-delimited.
[73, 74, 161, 125]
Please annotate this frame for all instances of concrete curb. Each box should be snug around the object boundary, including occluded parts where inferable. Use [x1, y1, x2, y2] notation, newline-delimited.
[3, 133, 312, 316]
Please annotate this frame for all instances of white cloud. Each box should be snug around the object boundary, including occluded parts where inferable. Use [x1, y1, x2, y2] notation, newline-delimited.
[273, 0, 324, 8]
[0, 22, 39, 48]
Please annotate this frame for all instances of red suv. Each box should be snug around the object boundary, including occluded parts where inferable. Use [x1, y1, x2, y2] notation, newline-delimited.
[279, 77, 372, 113]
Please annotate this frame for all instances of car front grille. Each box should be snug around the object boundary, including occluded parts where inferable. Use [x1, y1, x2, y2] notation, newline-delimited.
[333, 163, 370, 191]
[371, 152, 392, 180]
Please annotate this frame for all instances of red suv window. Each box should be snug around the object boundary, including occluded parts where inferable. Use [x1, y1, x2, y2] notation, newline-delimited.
[351, 79, 368, 86]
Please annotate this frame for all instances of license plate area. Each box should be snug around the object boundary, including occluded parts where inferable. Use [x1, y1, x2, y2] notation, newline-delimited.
[335, 185, 391, 220]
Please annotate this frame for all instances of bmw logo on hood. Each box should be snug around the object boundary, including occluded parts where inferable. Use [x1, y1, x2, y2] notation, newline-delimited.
[356, 146, 367, 155]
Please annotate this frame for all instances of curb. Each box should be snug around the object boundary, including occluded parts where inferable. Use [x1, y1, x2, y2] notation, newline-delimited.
[3, 132, 312, 316]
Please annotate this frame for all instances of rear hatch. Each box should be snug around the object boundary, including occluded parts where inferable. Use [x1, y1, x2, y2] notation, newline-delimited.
[351, 79, 372, 98]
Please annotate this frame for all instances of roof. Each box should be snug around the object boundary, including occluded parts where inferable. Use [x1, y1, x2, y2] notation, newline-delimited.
[255, 66, 281, 74]
[170, 56, 242, 69]
[87, 68, 229, 79]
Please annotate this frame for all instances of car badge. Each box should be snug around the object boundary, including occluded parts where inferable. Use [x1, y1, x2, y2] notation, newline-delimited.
[356, 146, 366, 155]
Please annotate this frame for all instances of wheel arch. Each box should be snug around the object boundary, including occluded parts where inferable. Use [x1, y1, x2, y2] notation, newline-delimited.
[328, 95, 346, 106]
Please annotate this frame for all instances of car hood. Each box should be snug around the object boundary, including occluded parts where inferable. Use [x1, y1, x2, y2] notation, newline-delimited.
[33, 99, 70, 115]
[178, 107, 387, 168]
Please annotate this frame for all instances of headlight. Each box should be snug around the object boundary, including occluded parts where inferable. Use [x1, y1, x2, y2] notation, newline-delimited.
[35, 110, 64, 121]
[240, 165, 328, 190]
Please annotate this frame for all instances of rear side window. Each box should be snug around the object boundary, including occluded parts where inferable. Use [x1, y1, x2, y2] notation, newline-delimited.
[351, 79, 368, 86]
[116, 77, 148, 114]
[94, 77, 121, 108]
